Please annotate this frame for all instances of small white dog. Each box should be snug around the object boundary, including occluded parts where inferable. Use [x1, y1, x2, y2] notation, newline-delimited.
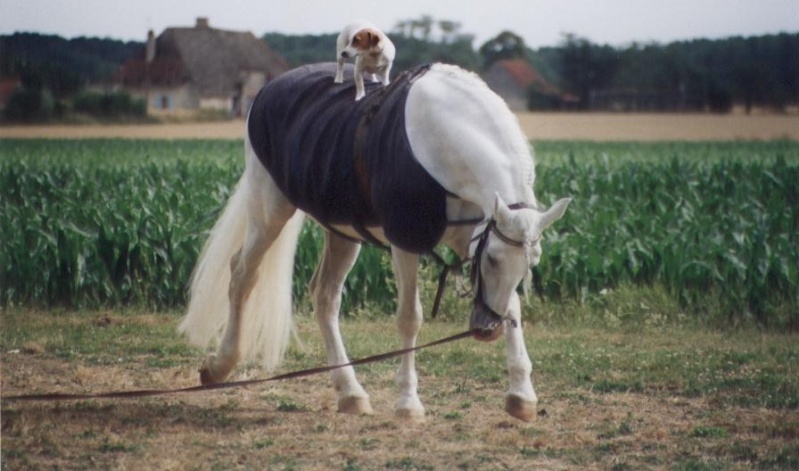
[334, 21, 395, 101]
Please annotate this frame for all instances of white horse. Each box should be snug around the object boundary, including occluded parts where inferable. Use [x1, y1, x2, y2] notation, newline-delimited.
[178, 63, 570, 422]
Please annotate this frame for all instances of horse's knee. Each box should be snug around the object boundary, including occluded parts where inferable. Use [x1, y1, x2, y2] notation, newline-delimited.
[396, 315, 422, 340]
[396, 304, 422, 339]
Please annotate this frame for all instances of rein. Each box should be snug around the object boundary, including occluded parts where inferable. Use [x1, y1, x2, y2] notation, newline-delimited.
[3, 328, 476, 403]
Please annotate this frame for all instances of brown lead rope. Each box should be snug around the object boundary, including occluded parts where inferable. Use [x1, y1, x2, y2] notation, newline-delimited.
[3, 328, 477, 403]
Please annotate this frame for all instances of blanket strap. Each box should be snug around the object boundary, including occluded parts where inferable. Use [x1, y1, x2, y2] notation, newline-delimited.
[318, 218, 479, 321]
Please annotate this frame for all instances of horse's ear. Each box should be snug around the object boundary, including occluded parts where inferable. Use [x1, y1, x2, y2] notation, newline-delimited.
[493, 193, 512, 223]
[538, 198, 571, 230]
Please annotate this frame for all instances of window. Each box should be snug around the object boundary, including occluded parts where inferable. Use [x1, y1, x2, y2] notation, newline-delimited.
[152, 95, 171, 110]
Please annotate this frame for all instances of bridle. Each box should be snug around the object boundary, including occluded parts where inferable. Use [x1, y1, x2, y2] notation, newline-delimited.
[468, 202, 539, 328]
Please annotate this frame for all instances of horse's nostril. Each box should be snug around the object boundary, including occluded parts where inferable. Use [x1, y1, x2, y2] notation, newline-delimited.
[340, 51, 350, 58]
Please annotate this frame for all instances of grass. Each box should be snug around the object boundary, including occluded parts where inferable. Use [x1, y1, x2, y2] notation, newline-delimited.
[2, 308, 797, 470]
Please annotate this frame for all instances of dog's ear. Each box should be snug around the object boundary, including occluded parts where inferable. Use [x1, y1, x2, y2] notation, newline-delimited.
[352, 32, 365, 48]
[369, 31, 381, 48]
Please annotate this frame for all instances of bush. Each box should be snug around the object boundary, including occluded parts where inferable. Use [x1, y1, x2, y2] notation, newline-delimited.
[3, 87, 54, 122]
[72, 91, 146, 119]
[528, 89, 562, 111]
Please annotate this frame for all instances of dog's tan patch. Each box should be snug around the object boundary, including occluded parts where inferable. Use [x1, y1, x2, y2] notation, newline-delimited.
[352, 29, 380, 51]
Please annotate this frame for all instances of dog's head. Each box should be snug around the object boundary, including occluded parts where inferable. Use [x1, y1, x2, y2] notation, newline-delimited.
[350, 28, 382, 53]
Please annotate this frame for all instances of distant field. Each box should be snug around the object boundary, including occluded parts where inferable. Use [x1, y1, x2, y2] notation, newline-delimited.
[1, 112, 798, 141]
[517, 112, 799, 141]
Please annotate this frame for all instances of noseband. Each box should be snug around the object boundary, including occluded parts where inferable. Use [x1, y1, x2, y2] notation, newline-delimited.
[469, 202, 538, 327]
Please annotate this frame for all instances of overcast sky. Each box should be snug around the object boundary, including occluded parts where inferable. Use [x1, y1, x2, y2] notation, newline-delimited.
[2, 0, 797, 48]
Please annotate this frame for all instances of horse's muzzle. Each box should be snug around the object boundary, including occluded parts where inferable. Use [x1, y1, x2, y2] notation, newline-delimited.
[469, 299, 505, 342]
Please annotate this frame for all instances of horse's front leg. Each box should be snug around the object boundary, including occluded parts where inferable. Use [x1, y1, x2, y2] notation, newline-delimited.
[504, 292, 538, 421]
[310, 231, 372, 414]
[391, 248, 425, 421]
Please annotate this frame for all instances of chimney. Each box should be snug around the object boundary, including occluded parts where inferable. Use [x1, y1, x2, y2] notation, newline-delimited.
[145, 30, 156, 63]
[196, 17, 209, 29]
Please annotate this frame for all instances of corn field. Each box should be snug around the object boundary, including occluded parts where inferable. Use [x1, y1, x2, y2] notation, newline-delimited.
[534, 142, 798, 327]
[1, 139, 797, 327]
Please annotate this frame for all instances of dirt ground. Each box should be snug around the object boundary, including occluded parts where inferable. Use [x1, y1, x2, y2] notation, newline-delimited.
[3, 313, 798, 470]
[4, 358, 790, 471]
[1, 112, 797, 141]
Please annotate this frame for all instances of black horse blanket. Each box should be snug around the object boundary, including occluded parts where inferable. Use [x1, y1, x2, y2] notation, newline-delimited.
[247, 62, 448, 253]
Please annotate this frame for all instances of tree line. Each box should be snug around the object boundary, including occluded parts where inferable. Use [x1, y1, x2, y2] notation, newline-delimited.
[2, 20, 797, 121]
[0, 33, 145, 121]
[551, 32, 799, 112]
[266, 19, 798, 113]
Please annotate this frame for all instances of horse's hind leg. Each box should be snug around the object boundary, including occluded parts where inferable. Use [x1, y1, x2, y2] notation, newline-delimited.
[391, 248, 425, 421]
[309, 231, 372, 414]
[503, 292, 538, 421]
[199, 161, 296, 385]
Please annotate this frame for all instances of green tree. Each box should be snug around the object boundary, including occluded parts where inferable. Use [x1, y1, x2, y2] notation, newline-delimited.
[389, 16, 478, 71]
[558, 33, 619, 110]
[479, 31, 526, 69]
[262, 33, 337, 68]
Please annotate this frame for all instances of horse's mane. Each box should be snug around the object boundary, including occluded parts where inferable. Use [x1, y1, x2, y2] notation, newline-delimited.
[427, 63, 536, 191]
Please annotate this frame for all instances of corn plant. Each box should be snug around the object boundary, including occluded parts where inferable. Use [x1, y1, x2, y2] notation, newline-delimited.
[2, 139, 797, 328]
[534, 141, 799, 327]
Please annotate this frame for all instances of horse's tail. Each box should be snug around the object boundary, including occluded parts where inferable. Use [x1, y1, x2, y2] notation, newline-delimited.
[178, 163, 304, 371]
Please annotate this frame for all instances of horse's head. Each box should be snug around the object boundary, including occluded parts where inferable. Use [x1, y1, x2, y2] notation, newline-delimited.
[470, 194, 571, 341]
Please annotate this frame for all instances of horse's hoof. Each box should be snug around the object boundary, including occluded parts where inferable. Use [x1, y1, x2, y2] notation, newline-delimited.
[472, 325, 504, 342]
[338, 396, 373, 415]
[198, 354, 227, 385]
[395, 407, 426, 423]
[505, 394, 537, 422]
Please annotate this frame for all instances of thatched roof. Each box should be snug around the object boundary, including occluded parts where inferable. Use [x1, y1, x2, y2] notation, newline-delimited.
[117, 18, 288, 96]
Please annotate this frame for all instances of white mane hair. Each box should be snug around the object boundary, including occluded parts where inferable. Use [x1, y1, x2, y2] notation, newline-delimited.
[427, 63, 536, 191]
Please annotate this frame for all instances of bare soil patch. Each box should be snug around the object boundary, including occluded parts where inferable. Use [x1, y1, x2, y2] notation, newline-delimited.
[2, 113, 797, 141]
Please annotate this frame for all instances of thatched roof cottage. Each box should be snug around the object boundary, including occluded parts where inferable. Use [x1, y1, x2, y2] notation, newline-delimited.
[116, 17, 288, 116]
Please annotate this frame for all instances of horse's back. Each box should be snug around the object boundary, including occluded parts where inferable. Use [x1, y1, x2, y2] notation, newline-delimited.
[247, 63, 449, 253]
